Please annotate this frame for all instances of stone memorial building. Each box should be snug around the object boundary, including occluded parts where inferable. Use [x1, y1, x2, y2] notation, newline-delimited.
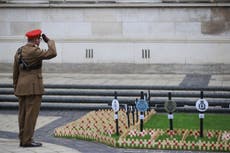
[0, 0, 229, 73]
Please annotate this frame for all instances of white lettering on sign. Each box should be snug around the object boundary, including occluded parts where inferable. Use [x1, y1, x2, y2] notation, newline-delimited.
[199, 113, 205, 119]
[114, 114, 118, 120]
[140, 114, 144, 120]
[168, 114, 174, 119]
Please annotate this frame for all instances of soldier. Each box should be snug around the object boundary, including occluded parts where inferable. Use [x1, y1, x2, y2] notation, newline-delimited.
[13, 29, 57, 147]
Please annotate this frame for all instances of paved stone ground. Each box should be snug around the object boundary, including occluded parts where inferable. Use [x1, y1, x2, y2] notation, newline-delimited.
[2, 73, 230, 86]
[2, 63, 230, 74]
[0, 110, 224, 153]
[0, 72, 229, 153]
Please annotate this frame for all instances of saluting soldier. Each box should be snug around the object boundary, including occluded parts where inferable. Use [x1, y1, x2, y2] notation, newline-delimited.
[13, 29, 57, 147]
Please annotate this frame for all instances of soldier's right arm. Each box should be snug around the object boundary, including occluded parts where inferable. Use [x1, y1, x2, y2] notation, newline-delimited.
[34, 40, 57, 60]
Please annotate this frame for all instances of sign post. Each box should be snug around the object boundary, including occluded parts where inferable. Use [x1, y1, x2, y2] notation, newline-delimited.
[136, 91, 149, 132]
[135, 99, 138, 123]
[195, 91, 208, 138]
[164, 92, 176, 130]
[147, 90, 151, 115]
[112, 91, 120, 136]
[131, 105, 135, 125]
[125, 104, 130, 128]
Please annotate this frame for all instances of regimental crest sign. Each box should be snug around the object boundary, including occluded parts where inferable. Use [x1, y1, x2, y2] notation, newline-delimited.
[136, 99, 149, 112]
[164, 100, 177, 113]
[112, 99, 119, 112]
[196, 98, 208, 112]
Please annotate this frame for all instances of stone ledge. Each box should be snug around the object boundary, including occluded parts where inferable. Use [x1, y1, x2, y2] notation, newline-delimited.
[1, 36, 230, 43]
[1, 0, 229, 3]
[2, 63, 230, 74]
[0, 2, 230, 8]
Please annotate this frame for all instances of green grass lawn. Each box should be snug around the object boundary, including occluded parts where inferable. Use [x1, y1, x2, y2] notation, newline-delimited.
[145, 113, 230, 130]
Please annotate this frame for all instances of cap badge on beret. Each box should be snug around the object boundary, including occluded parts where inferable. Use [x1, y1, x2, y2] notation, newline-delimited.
[25, 29, 42, 39]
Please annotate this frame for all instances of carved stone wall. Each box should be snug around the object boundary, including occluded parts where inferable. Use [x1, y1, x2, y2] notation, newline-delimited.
[0, 3, 230, 65]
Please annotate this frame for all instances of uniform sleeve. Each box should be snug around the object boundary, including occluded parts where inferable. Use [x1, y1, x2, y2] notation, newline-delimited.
[34, 40, 57, 60]
[13, 53, 19, 91]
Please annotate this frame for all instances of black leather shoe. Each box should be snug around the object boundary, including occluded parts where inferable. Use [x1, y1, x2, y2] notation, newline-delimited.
[22, 142, 42, 147]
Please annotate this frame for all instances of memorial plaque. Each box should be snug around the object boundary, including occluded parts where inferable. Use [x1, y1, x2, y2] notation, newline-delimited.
[164, 100, 177, 113]
[196, 99, 208, 112]
[136, 99, 149, 112]
[112, 99, 119, 112]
